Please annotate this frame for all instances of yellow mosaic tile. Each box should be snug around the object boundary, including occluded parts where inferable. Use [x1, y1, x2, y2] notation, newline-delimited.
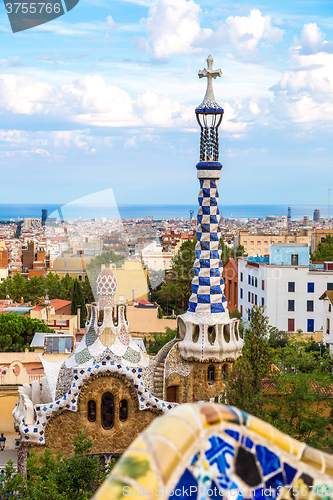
[147, 434, 182, 484]
[324, 455, 333, 476]
[167, 404, 202, 434]
[148, 415, 196, 455]
[301, 447, 324, 472]
[94, 477, 132, 500]
[248, 416, 273, 442]
[112, 450, 157, 490]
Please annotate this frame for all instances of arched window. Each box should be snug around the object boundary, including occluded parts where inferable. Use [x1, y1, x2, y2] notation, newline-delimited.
[192, 324, 199, 343]
[208, 365, 215, 381]
[87, 400, 96, 422]
[119, 400, 128, 422]
[207, 326, 216, 345]
[101, 393, 114, 429]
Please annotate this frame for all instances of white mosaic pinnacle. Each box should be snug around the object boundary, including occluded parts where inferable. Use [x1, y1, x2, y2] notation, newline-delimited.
[197, 55, 223, 110]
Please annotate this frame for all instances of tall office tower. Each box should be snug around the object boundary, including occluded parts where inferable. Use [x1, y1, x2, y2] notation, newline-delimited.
[313, 209, 320, 222]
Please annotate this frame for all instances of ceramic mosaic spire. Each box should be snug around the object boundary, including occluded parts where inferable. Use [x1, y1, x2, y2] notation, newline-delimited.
[190, 55, 226, 316]
[177, 56, 244, 361]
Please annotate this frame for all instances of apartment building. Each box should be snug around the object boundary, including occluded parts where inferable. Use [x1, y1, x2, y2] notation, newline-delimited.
[238, 244, 333, 333]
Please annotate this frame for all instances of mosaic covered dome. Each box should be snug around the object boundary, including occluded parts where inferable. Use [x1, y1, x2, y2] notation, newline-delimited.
[96, 268, 117, 297]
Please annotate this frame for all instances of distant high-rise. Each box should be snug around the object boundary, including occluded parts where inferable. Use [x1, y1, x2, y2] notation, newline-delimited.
[313, 209, 320, 222]
[287, 206, 291, 227]
[303, 215, 310, 226]
[42, 209, 47, 226]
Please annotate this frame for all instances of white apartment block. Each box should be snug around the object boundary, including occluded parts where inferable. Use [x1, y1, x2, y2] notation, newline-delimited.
[320, 291, 333, 353]
[238, 244, 333, 334]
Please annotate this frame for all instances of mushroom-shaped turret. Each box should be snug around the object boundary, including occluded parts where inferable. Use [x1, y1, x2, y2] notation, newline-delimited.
[96, 268, 117, 307]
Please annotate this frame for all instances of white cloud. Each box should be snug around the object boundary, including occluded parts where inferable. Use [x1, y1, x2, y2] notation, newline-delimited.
[270, 24, 333, 124]
[0, 73, 247, 134]
[124, 136, 137, 148]
[106, 15, 118, 28]
[223, 9, 283, 58]
[293, 23, 333, 55]
[137, 0, 211, 59]
[0, 130, 25, 143]
[136, 91, 194, 127]
[137, 2, 283, 60]
[0, 59, 23, 68]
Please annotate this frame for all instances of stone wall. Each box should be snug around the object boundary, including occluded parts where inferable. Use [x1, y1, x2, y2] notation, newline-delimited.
[165, 360, 234, 403]
[31, 373, 159, 458]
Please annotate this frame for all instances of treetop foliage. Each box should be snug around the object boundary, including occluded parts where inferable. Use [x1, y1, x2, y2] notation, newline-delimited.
[313, 234, 333, 262]
[0, 313, 54, 352]
[0, 431, 109, 500]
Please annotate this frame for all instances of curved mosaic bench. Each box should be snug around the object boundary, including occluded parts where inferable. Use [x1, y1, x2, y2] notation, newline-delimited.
[93, 403, 333, 499]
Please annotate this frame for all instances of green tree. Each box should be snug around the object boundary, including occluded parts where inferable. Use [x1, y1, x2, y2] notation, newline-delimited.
[266, 339, 333, 449]
[46, 273, 62, 300]
[71, 279, 85, 328]
[224, 305, 274, 418]
[80, 276, 94, 304]
[26, 276, 47, 305]
[60, 273, 74, 301]
[219, 239, 246, 263]
[313, 235, 333, 261]
[268, 326, 289, 349]
[146, 327, 176, 355]
[0, 314, 53, 352]
[170, 239, 196, 310]
[0, 431, 106, 499]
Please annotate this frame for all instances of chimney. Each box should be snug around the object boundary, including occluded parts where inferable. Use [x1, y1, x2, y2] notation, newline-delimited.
[77, 306, 81, 331]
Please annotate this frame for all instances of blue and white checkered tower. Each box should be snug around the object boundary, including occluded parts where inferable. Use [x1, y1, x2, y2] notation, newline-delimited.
[177, 55, 244, 362]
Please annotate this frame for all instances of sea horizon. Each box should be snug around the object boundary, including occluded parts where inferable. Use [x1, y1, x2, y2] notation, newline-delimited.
[0, 203, 328, 221]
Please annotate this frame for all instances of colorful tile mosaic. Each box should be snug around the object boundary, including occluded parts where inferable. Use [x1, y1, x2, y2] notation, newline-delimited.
[55, 362, 73, 400]
[75, 347, 92, 364]
[14, 361, 177, 445]
[93, 403, 333, 500]
[123, 346, 141, 364]
[165, 344, 192, 379]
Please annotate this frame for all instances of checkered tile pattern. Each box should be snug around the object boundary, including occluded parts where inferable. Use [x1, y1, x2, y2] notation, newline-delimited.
[188, 178, 227, 314]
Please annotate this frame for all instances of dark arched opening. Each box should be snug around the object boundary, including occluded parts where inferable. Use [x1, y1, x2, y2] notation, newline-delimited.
[119, 399, 128, 422]
[208, 365, 215, 382]
[101, 393, 114, 429]
[87, 400, 96, 422]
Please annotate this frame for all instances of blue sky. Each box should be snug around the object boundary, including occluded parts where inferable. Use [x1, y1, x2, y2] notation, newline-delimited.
[0, 0, 333, 206]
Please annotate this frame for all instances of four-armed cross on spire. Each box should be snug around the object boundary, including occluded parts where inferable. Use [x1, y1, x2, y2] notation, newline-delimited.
[198, 55, 222, 107]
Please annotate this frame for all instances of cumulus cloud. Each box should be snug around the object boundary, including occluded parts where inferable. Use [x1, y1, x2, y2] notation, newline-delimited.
[293, 23, 333, 55]
[222, 9, 283, 58]
[106, 15, 118, 28]
[270, 24, 333, 124]
[136, 1, 283, 60]
[138, 0, 208, 59]
[0, 73, 206, 130]
[0, 72, 247, 135]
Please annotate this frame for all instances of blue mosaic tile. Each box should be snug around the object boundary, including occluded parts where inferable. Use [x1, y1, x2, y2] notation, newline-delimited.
[256, 445, 280, 477]
[169, 468, 198, 500]
[225, 429, 239, 441]
[266, 472, 284, 490]
[283, 463, 297, 485]
[206, 436, 234, 475]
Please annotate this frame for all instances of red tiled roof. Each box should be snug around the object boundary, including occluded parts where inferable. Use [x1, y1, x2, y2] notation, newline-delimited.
[135, 299, 152, 305]
[49, 299, 71, 310]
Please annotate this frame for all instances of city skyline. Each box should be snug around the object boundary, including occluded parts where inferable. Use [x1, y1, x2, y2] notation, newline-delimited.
[0, 0, 332, 205]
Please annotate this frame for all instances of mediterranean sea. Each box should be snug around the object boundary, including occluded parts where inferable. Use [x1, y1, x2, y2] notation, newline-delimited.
[0, 204, 328, 221]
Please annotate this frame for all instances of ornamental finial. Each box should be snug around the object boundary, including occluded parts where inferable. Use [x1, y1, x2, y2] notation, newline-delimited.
[196, 55, 223, 114]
